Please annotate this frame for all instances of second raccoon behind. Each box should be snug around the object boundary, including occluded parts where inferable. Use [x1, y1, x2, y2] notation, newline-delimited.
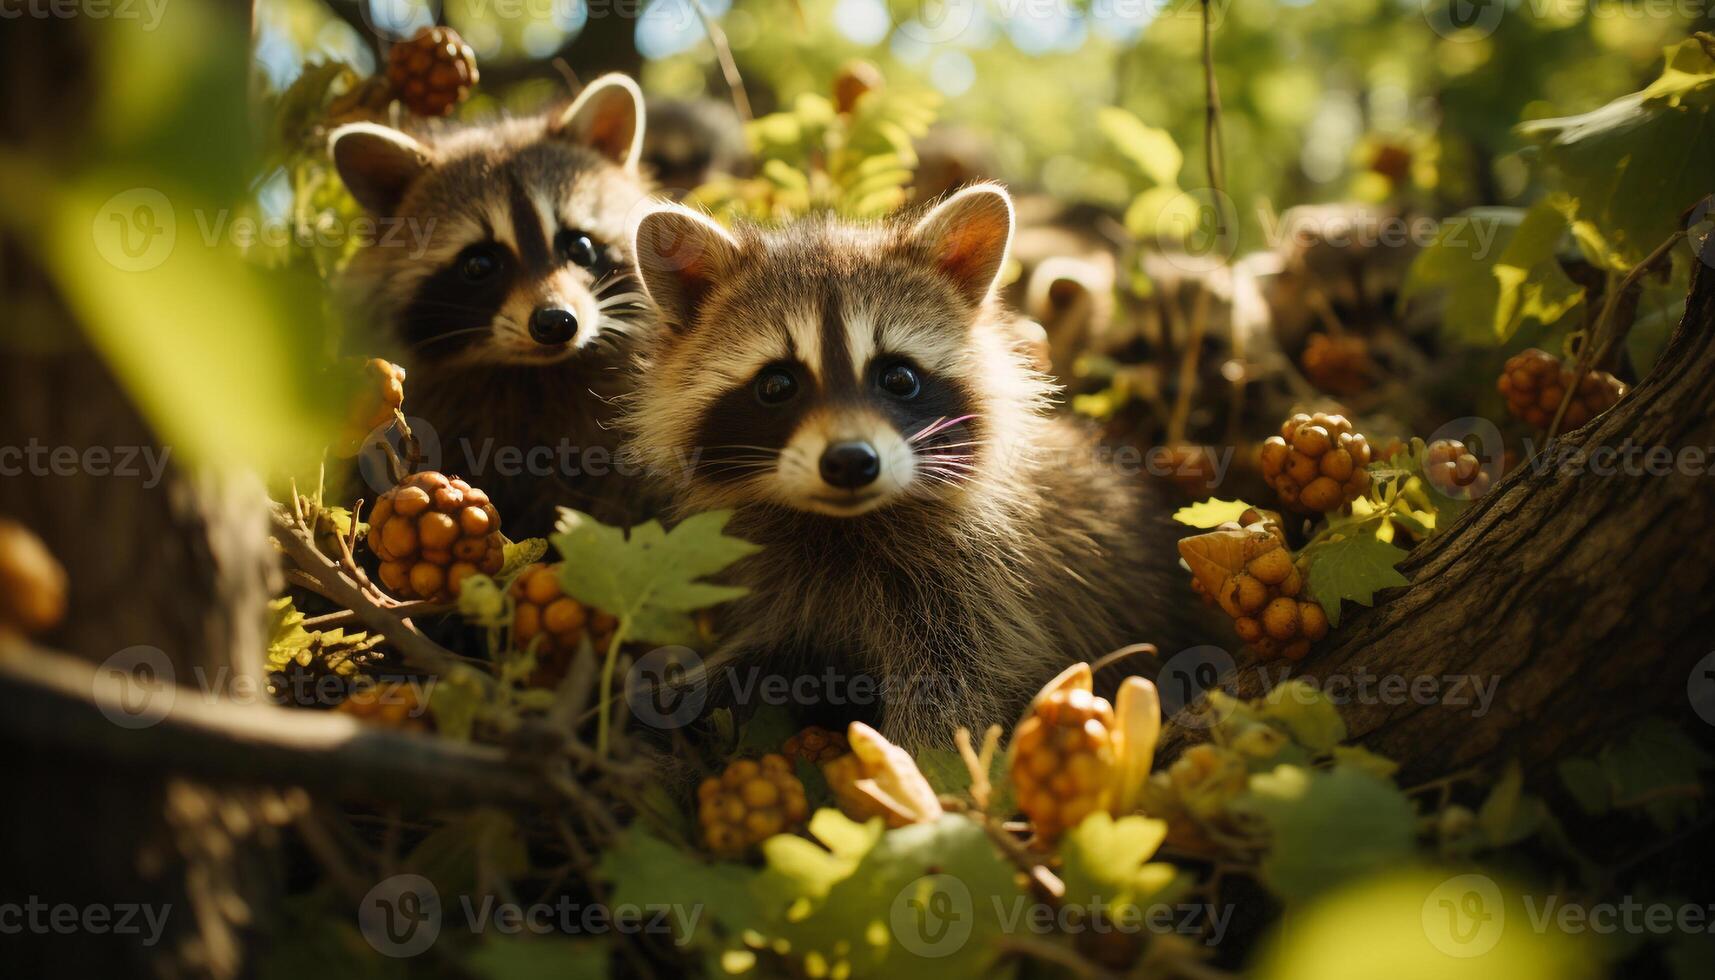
[330, 75, 657, 535]
[627, 186, 1199, 748]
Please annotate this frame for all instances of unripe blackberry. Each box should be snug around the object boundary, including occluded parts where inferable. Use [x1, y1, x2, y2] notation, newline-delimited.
[508, 562, 618, 686]
[1010, 686, 1118, 843]
[387, 26, 478, 118]
[1497, 348, 1626, 431]
[782, 725, 850, 766]
[1259, 412, 1372, 512]
[1423, 438, 1490, 499]
[336, 358, 405, 456]
[335, 680, 430, 731]
[367, 472, 503, 601]
[698, 755, 809, 858]
[0, 519, 66, 638]
[1299, 333, 1375, 396]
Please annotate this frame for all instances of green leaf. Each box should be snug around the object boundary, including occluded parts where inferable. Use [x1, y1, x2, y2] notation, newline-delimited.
[1598, 717, 1713, 830]
[499, 537, 548, 579]
[769, 814, 1023, 980]
[1241, 764, 1418, 903]
[550, 509, 761, 645]
[1097, 107, 1182, 188]
[1517, 38, 1715, 271]
[1304, 534, 1410, 627]
[1401, 206, 1584, 346]
[1258, 681, 1348, 753]
[1172, 498, 1257, 528]
[465, 939, 608, 980]
[1058, 814, 1179, 911]
[733, 705, 799, 756]
[1257, 869, 1585, 980]
[1557, 756, 1611, 816]
[403, 809, 529, 899]
[1330, 745, 1400, 780]
[427, 668, 487, 742]
[1490, 199, 1586, 343]
[1477, 760, 1544, 847]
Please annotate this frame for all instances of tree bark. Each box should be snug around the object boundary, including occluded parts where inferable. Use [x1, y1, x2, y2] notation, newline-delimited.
[1174, 246, 1715, 777]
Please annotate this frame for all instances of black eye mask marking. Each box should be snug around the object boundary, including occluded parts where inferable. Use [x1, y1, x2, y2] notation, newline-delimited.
[399, 241, 517, 357]
[693, 359, 817, 484]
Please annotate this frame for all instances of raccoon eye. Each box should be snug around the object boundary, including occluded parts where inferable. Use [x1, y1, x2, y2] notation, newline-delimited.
[753, 366, 799, 406]
[458, 245, 504, 283]
[878, 362, 921, 400]
[557, 230, 600, 269]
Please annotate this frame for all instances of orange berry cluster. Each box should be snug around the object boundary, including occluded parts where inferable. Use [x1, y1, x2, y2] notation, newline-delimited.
[1497, 348, 1626, 431]
[1009, 686, 1118, 843]
[697, 755, 810, 858]
[387, 26, 478, 118]
[335, 680, 430, 731]
[1423, 438, 1490, 499]
[1299, 333, 1375, 396]
[508, 562, 617, 685]
[782, 725, 850, 766]
[1260, 412, 1372, 513]
[1180, 509, 1328, 660]
[368, 472, 503, 601]
[338, 358, 405, 456]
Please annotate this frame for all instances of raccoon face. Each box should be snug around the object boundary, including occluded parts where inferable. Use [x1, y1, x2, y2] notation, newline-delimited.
[631, 186, 1041, 518]
[331, 74, 652, 367]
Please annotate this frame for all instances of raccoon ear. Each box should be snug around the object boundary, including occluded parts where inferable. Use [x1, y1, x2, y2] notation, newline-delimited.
[329, 123, 434, 217]
[633, 205, 739, 331]
[908, 184, 1015, 307]
[552, 73, 645, 169]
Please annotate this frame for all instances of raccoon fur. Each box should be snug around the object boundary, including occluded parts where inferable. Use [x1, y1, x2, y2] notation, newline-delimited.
[626, 185, 1199, 748]
[329, 74, 658, 535]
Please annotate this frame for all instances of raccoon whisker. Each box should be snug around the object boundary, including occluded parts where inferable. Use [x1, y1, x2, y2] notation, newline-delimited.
[596, 292, 650, 309]
[907, 413, 979, 445]
[704, 445, 785, 456]
[409, 326, 495, 351]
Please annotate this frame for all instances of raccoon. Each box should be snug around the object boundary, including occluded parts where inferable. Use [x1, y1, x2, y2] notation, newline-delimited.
[329, 74, 657, 535]
[626, 185, 1198, 748]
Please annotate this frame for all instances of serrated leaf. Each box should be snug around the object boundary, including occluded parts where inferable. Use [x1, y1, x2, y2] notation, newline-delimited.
[498, 536, 547, 579]
[1259, 680, 1347, 752]
[550, 508, 761, 635]
[601, 827, 759, 957]
[1517, 38, 1715, 270]
[1401, 206, 1584, 346]
[1058, 814, 1179, 911]
[1304, 534, 1410, 627]
[1172, 497, 1257, 528]
[1241, 764, 1418, 903]
[1598, 717, 1713, 830]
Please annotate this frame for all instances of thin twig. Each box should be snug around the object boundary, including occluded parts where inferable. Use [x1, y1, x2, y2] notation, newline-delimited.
[687, 0, 752, 123]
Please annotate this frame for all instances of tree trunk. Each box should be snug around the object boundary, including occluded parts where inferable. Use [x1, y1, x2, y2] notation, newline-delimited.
[1174, 247, 1715, 777]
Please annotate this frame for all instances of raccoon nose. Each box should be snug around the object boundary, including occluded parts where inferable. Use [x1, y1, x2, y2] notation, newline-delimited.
[529, 307, 579, 345]
[819, 441, 880, 490]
